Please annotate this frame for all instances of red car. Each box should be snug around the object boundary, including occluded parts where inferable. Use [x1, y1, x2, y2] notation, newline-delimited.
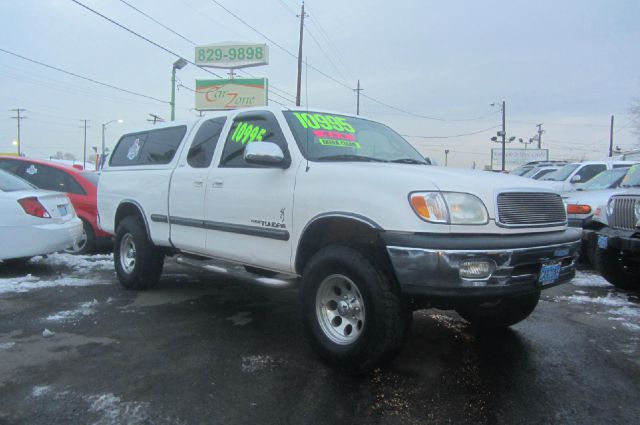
[0, 156, 112, 254]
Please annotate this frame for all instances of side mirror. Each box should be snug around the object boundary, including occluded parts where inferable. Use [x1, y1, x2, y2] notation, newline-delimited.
[244, 142, 287, 167]
[570, 174, 582, 183]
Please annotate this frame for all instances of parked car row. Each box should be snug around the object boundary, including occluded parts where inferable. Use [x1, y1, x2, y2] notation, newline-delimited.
[0, 169, 82, 264]
[0, 156, 112, 256]
[564, 164, 640, 290]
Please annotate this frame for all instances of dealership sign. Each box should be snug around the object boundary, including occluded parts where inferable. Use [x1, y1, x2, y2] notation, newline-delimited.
[195, 78, 268, 110]
[195, 42, 269, 69]
[491, 148, 549, 170]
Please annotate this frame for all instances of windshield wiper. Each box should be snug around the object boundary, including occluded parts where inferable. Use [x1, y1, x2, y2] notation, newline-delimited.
[315, 155, 388, 163]
[388, 158, 427, 164]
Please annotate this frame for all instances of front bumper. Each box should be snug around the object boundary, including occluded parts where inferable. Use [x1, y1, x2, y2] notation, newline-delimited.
[382, 229, 581, 302]
[595, 227, 640, 253]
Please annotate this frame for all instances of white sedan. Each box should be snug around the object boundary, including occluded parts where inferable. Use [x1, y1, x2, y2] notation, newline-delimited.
[0, 169, 82, 265]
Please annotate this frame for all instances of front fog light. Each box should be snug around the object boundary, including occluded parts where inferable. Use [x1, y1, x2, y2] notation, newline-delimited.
[459, 260, 495, 280]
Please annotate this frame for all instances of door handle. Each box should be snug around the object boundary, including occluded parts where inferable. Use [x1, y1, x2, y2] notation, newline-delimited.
[193, 179, 204, 188]
[212, 179, 224, 188]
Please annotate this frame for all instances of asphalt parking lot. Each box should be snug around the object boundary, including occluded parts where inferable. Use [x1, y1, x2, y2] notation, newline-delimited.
[1, 254, 639, 425]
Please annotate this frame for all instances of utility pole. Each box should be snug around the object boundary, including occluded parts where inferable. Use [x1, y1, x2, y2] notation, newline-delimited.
[10, 108, 27, 156]
[536, 123, 543, 149]
[147, 114, 165, 124]
[80, 120, 90, 169]
[295, 2, 307, 106]
[353, 80, 363, 115]
[608, 115, 614, 157]
[501, 100, 506, 171]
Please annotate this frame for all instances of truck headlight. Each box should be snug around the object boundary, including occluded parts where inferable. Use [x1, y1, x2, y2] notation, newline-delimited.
[635, 200, 640, 221]
[410, 192, 489, 224]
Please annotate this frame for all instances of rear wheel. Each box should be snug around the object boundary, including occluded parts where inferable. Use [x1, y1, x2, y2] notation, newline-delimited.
[456, 291, 540, 328]
[114, 216, 164, 290]
[65, 219, 96, 255]
[595, 246, 640, 290]
[301, 245, 410, 374]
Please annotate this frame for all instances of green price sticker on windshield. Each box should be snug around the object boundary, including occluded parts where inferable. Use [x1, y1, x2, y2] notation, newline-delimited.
[318, 138, 361, 149]
[293, 112, 355, 133]
[232, 122, 267, 145]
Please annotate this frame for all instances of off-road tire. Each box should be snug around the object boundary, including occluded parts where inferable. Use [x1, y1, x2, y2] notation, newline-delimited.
[301, 245, 410, 374]
[594, 246, 640, 290]
[456, 291, 541, 328]
[114, 216, 164, 290]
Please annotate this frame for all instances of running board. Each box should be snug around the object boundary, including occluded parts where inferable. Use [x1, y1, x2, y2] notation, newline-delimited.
[174, 255, 299, 289]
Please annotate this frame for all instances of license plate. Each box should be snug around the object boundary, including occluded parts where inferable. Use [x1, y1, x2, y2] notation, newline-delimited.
[597, 235, 608, 249]
[57, 204, 68, 216]
[539, 262, 561, 285]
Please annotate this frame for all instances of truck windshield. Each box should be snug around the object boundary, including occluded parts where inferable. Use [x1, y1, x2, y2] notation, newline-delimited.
[543, 163, 579, 181]
[283, 111, 426, 164]
[620, 164, 640, 187]
[580, 168, 627, 190]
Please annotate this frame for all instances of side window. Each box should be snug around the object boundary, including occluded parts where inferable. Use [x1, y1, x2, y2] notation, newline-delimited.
[110, 133, 149, 166]
[0, 159, 22, 174]
[612, 164, 630, 169]
[220, 111, 288, 167]
[66, 175, 87, 195]
[110, 126, 186, 166]
[19, 164, 71, 193]
[138, 126, 187, 165]
[187, 117, 226, 168]
[577, 164, 606, 182]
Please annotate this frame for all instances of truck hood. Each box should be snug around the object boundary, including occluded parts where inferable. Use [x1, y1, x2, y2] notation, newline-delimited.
[563, 188, 623, 208]
[313, 162, 559, 218]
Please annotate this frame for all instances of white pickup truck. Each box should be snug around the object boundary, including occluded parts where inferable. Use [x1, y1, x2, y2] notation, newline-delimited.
[98, 106, 581, 372]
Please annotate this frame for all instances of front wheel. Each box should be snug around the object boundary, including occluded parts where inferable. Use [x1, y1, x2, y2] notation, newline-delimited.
[301, 245, 410, 374]
[456, 291, 540, 328]
[114, 216, 164, 290]
[595, 246, 640, 290]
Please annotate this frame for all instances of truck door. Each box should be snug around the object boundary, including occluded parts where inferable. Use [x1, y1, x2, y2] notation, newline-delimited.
[204, 110, 296, 272]
[168, 117, 226, 253]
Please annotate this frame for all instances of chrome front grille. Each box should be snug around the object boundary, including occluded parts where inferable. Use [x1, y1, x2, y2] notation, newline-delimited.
[609, 196, 640, 231]
[497, 192, 567, 227]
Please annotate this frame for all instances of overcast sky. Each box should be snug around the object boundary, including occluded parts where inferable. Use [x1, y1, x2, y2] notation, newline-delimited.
[1, 0, 639, 168]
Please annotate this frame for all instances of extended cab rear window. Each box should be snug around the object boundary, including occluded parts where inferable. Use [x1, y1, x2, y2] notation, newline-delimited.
[110, 126, 187, 166]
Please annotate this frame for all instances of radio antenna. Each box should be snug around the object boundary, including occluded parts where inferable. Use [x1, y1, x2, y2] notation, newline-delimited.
[305, 55, 310, 172]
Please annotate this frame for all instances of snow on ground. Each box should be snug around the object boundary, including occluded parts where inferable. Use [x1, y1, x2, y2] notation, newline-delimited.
[0, 342, 16, 351]
[30, 253, 114, 271]
[31, 386, 52, 397]
[557, 271, 640, 332]
[241, 355, 275, 373]
[87, 393, 150, 425]
[0, 254, 114, 294]
[227, 311, 253, 326]
[571, 271, 612, 287]
[45, 299, 99, 322]
[556, 293, 635, 308]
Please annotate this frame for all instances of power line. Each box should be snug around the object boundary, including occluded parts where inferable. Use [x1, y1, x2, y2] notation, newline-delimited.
[70, 0, 223, 79]
[0, 47, 168, 104]
[209, 0, 497, 122]
[113, 0, 295, 103]
[402, 125, 500, 139]
[118, 0, 197, 44]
